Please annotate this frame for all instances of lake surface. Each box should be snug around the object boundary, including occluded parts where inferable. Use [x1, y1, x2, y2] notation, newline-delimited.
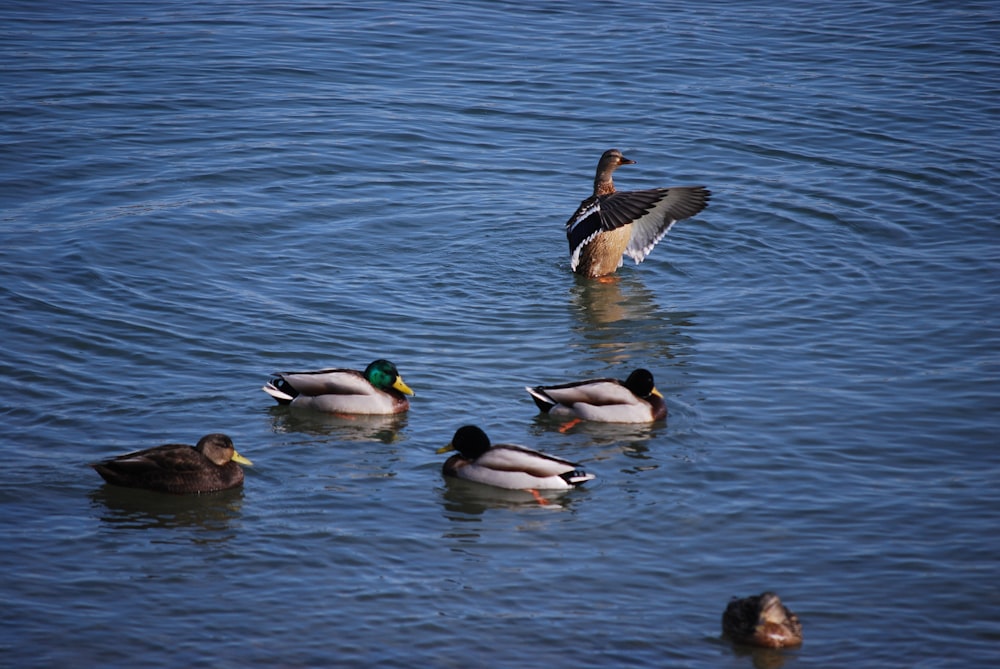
[2, 1, 998, 667]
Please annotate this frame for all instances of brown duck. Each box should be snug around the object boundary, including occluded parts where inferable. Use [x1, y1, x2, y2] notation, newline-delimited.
[722, 591, 803, 648]
[91, 433, 252, 494]
[566, 149, 711, 277]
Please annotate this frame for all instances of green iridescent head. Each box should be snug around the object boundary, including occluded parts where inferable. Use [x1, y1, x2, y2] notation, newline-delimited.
[364, 359, 414, 396]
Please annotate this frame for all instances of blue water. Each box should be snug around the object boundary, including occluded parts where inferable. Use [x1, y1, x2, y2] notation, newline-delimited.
[2, 1, 998, 667]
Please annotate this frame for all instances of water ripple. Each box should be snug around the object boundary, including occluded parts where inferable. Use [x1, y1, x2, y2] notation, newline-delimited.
[2, 1, 998, 667]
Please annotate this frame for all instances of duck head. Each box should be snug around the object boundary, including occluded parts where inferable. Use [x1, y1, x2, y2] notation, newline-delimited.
[438, 425, 491, 458]
[197, 433, 253, 466]
[365, 359, 415, 395]
[594, 148, 636, 195]
[623, 368, 663, 399]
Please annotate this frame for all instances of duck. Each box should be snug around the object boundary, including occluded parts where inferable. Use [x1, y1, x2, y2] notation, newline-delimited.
[525, 368, 667, 424]
[722, 591, 803, 648]
[437, 425, 596, 492]
[262, 358, 414, 415]
[566, 148, 711, 277]
[90, 433, 252, 494]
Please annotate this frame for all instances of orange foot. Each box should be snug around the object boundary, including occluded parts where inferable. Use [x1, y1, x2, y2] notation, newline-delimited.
[558, 418, 583, 433]
[528, 489, 551, 505]
[596, 275, 619, 284]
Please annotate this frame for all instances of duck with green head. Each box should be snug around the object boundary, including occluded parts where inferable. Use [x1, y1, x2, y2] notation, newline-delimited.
[262, 359, 414, 415]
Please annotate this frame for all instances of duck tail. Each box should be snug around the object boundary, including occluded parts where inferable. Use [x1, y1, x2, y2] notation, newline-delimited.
[262, 379, 295, 404]
[560, 469, 596, 486]
[525, 386, 556, 413]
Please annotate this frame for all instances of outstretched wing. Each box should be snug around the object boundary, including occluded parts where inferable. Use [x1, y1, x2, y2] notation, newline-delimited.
[619, 186, 710, 264]
[566, 190, 665, 270]
[565, 187, 710, 269]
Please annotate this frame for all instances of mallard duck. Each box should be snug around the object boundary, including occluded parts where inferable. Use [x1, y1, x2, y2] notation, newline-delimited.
[437, 425, 596, 491]
[566, 148, 711, 277]
[722, 591, 803, 648]
[90, 433, 252, 494]
[262, 359, 414, 415]
[525, 368, 667, 423]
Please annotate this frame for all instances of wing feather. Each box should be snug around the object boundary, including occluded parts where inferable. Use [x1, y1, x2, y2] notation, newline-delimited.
[565, 197, 603, 271]
[475, 445, 580, 477]
[617, 187, 710, 264]
[529, 379, 636, 407]
[566, 187, 710, 269]
[272, 369, 376, 397]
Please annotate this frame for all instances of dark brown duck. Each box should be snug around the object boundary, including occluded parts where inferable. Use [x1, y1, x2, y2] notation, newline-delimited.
[722, 591, 803, 648]
[91, 433, 252, 494]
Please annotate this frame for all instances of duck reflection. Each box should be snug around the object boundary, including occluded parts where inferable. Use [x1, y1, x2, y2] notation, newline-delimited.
[89, 484, 243, 536]
[438, 476, 585, 517]
[527, 414, 664, 450]
[567, 273, 696, 365]
[268, 406, 407, 444]
[570, 273, 639, 327]
[724, 644, 797, 669]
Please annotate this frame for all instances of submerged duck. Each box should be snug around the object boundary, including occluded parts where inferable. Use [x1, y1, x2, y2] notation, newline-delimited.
[566, 149, 711, 277]
[262, 359, 414, 415]
[437, 425, 596, 491]
[722, 591, 803, 648]
[525, 368, 667, 423]
[90, 433, 252, 494]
